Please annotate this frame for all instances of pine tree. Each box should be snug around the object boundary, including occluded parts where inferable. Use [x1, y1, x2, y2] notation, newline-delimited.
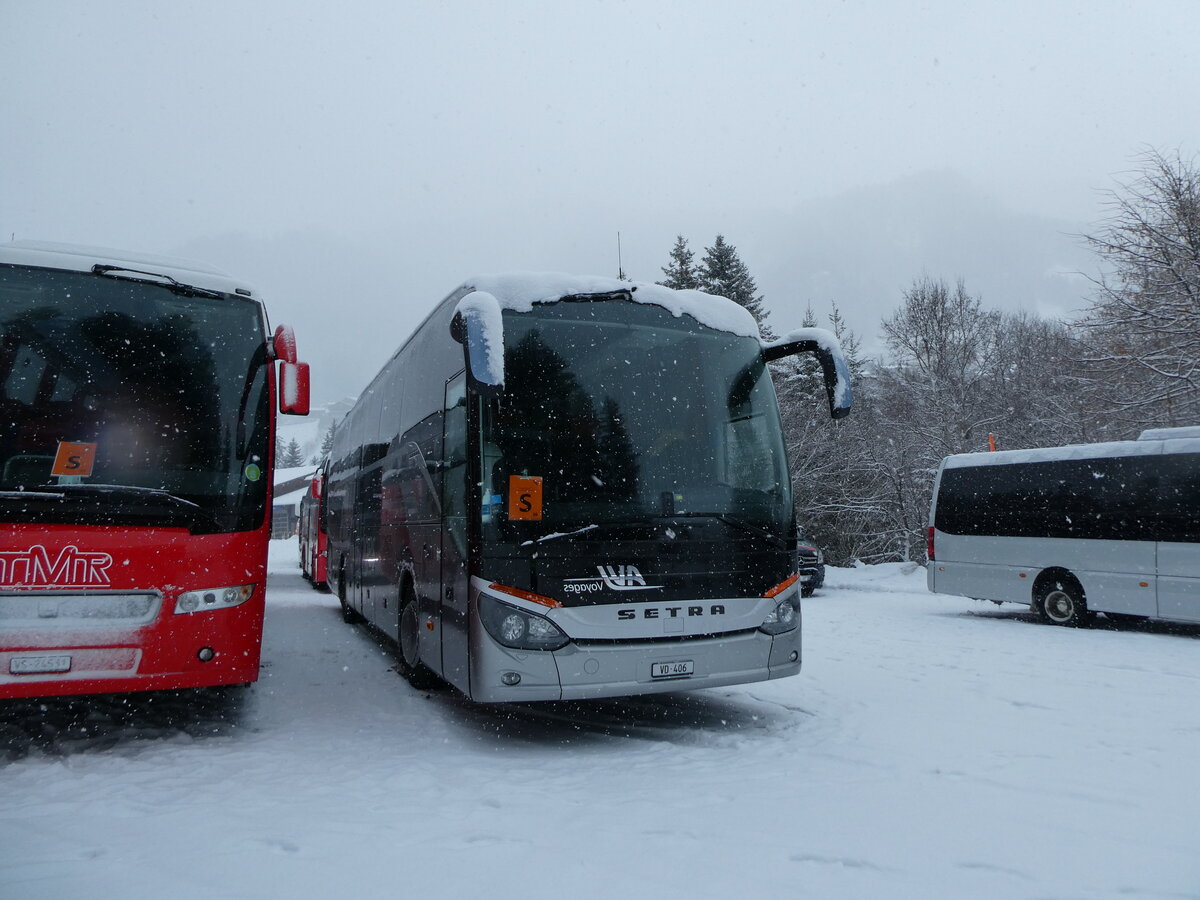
[279, 438, 305, 468]
[826, 301, 862, 372]
[658, 235, 699, 290]
[313, 421, 337, 463]
[697, 235, 772, 336]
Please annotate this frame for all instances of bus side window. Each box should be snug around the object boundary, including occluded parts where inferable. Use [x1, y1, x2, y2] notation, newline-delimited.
[443, 372, 468, 556]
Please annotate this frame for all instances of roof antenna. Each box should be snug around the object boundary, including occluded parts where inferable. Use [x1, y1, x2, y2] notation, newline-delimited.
[617, 232, 627, 281]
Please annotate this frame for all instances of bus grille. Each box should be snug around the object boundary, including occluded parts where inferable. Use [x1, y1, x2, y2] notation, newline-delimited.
[0, 592, 161, 628]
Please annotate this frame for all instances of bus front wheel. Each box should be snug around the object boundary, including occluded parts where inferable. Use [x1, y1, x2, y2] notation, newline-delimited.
[397, 586, 439, 690]
[1036, 580, 1090, 627]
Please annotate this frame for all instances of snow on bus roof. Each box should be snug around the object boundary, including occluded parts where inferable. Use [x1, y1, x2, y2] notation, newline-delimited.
[462, 272, 762, 339]
[1138, 425, 1200, 441]
[0, 240, 257, 298]
[945, 439, 1165, 469]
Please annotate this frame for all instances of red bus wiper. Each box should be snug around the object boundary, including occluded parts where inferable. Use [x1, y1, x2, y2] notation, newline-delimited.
[91, 264, 224, 300]
[20, 483, 202, 508]
[11, 483, 216, 528]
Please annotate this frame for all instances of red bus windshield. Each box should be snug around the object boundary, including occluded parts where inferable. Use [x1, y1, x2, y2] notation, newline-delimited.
[1, 264, 271, 535]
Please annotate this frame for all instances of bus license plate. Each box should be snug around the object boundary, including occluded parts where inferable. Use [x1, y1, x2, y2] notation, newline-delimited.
[651, 660, 694, 679]
[10, 655, 72, 675]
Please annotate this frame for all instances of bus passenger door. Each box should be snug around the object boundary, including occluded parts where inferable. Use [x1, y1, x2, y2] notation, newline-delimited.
[1155, 449, 1200, 623]
[439, 371, 470, 691]
[1157, 543, 1200, 623]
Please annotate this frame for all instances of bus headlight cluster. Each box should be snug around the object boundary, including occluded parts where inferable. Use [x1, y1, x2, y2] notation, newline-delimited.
[759, 596, 800, 635]
[479, 594, 569, 651]
[174, 584, 255, 615]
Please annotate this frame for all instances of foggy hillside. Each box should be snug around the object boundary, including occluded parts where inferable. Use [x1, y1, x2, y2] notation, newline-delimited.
[170, 172, 1098, 405]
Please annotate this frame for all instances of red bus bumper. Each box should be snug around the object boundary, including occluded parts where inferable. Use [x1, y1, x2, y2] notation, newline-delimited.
[1, 523, 268, 700]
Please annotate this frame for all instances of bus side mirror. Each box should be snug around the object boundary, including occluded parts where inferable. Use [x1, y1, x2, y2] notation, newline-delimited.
[451, 291, 504, 396]
[280, 361, 310, 416]
[762, 327, 853, 420]
[273, 324, 298, 363]
[311, 475, 322, 499]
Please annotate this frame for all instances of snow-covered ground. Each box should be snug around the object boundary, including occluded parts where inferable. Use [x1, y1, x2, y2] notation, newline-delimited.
[3, 540, 1198, 899]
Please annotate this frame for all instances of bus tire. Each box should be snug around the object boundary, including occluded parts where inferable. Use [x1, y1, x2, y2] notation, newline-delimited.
[397, 585, 439, 690]
[1036, 578, 1090, 627]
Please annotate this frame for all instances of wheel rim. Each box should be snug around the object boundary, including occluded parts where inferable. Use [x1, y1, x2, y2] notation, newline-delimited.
[400, 601, 420, 667]
[1044, 589, 1076, 623]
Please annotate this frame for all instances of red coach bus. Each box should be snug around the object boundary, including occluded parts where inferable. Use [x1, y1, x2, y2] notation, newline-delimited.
[0, 242, 309, 699]
[298, 464, 328, 588]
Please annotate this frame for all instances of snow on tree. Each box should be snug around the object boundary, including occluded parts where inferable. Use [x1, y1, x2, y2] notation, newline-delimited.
[697, 235, 773, 337]
[776, 301, 884, 563]
[657, 235, 700, 290]
[776, 276, 1099, 564]
[1077, 148, 1200, 428]
[279, 438, 306, 468]
[313, 421, 338, 463]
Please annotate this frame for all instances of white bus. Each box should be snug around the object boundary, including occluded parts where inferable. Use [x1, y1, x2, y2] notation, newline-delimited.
[927, 427, 1200, 626]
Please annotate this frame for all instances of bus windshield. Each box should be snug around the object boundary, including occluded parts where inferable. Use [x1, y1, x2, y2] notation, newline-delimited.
[0, 264, 270, 533]
[480, 299, 791, 540]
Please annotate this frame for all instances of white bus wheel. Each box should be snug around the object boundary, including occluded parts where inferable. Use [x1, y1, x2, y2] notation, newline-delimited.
[1037, 583, 1089, 627]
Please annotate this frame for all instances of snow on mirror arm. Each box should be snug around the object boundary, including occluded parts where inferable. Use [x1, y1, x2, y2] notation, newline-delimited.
[761, 327, 853, 419]
[451, 291, 506, 393]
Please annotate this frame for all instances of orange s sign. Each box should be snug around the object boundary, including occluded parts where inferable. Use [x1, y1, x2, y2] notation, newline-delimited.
[51, 441, 97, 477]
[508, 475, 543, 521]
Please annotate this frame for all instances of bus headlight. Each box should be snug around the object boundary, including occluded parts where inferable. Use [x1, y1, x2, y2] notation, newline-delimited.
[480, 594, 569, 651]
[760, 596, 800, 635]
[174, 584, 255, 615]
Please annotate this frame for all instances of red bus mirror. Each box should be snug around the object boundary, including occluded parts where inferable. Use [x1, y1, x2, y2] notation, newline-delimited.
[311, 475, 322, 499]
[280, 360, 310, 416]
[273, 324, 298, 363]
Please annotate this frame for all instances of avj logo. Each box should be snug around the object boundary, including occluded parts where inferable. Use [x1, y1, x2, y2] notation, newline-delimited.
[596, 564, 661, 591]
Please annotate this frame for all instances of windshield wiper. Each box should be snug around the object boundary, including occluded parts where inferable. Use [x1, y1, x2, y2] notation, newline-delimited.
[92, 264, 224, 300]
[10, 483, 216, 527]
[520, 519, 666, 546]
[19, 483, 201, 507]
[521, 524, 600, 546]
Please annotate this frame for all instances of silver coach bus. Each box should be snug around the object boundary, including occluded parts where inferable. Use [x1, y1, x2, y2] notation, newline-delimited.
[324, 273, 851, 701]
[927, 427, 1200, 626]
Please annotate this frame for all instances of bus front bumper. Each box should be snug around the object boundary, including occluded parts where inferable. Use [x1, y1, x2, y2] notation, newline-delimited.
[468, 627, 801, 703]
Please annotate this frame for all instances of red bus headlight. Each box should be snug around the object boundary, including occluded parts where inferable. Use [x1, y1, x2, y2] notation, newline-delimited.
[175, 584, 255, 614]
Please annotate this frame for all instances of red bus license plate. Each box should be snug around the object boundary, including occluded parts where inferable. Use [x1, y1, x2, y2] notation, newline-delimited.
[10, 655, 73, 675]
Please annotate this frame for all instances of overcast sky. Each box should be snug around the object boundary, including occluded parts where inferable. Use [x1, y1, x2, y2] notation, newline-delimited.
[3, 1, 1198, 403]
